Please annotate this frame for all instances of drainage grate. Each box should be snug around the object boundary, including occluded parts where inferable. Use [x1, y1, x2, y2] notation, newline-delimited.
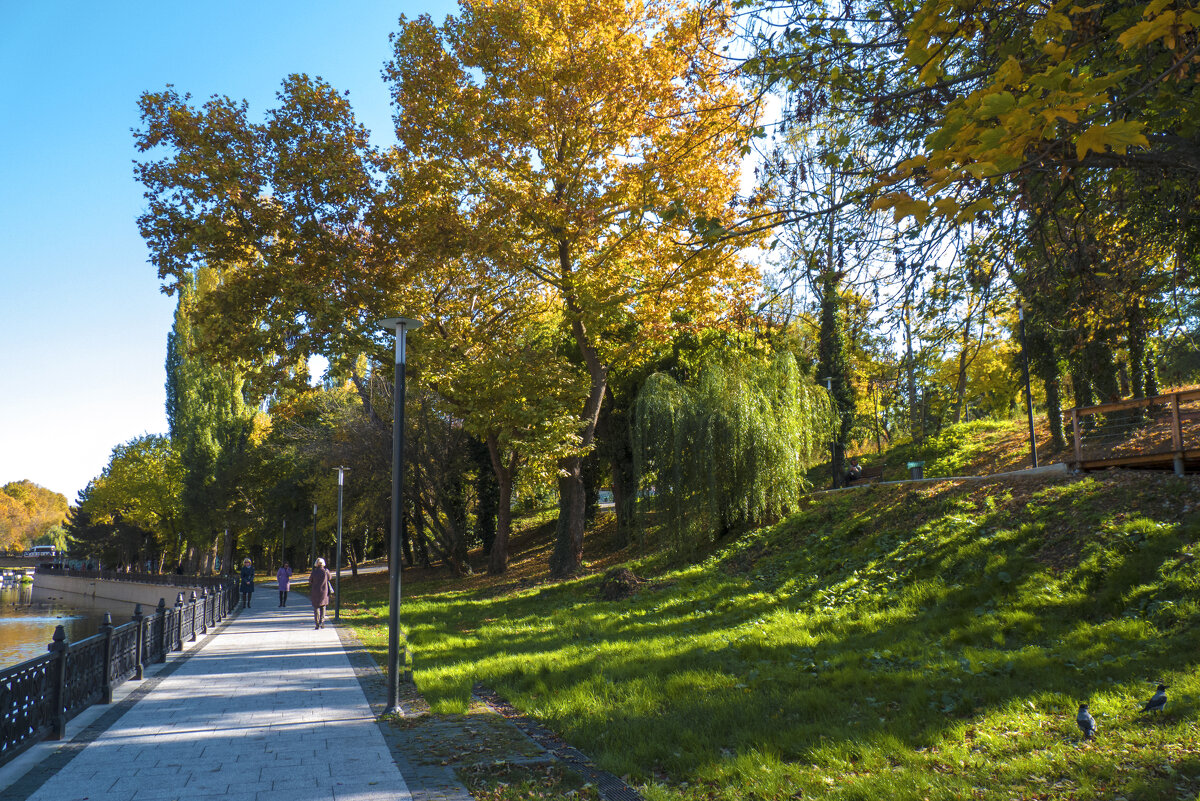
[472, 683, 644, 801]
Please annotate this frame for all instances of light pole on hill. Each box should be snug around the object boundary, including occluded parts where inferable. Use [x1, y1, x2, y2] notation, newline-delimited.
[380, 315, 421, 715]
[1017, 299, 1039, 468]
[820, 376, 842, 488]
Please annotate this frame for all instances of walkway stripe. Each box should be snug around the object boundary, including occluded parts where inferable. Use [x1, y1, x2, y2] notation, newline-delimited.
[7, 601, 411, 801]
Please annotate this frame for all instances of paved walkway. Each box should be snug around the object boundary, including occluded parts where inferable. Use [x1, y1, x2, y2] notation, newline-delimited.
[5, 601, 414, 801]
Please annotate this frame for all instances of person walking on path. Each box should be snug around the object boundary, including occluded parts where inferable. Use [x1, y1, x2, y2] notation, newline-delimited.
[277, 562, 293, 606]
[240, 558, 255, 609]
[309, 557, 333, 629]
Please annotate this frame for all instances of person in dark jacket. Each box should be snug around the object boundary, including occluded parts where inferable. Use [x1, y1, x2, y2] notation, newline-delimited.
[309, 558, 333, 629]
[239, 558, 255, 609]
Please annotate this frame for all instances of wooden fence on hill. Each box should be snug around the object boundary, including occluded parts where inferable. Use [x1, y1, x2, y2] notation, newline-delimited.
[1066, 388, 1200, 475]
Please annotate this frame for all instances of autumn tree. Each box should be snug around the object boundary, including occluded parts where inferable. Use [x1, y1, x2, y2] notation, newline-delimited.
[0, 480, 68, 552]
[389, 0, 763, 576]
[136, 76, 389, 399]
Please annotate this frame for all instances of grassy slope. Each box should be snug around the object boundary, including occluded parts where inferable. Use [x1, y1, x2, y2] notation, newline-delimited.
[342, 427, 1200, 801]
[808, 418, 1069, 487]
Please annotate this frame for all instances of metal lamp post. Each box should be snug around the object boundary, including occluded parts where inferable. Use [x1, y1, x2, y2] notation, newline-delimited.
[333, 468, 348, 621]
[311, 503, 318, 569]
[1017, 300, 1039, 468]
[380, 315, 421, 714]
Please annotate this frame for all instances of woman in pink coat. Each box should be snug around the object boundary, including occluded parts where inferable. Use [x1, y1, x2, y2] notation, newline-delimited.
[309, 558, 333, 629]
[277, 563, 293, 607]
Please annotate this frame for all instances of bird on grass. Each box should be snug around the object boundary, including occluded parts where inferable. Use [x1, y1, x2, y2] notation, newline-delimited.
[1076, 703, 1097, 739]
[1138, 684, 1168, 714]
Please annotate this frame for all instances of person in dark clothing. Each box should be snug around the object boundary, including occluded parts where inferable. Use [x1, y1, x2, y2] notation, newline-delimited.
[309, 558, 333, 629]
[844, 457, 863, 486]
[239, 558, 255, 609]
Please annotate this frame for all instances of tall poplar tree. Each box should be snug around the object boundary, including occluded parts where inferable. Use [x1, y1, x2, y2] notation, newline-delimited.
[166, 270, 256, 572]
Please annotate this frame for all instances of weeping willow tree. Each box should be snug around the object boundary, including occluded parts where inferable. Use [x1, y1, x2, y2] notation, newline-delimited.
[634, 353, 835, 549]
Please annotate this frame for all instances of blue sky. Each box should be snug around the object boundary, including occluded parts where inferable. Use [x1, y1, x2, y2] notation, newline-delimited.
[0, 1, 455, 502]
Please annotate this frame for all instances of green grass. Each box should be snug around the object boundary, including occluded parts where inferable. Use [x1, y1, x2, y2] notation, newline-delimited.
[341, 471, 1200, 800]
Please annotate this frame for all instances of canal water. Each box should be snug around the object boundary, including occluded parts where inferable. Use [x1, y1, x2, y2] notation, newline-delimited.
[0, 584, 139, 670]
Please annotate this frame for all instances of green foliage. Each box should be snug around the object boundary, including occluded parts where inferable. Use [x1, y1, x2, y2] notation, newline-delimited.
[166, 271, 256, 567]
[74, 434, 183, 565]
[634, 351, 835, 547]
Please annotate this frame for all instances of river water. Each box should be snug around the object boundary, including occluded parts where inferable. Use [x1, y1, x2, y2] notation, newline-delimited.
[0, 584, 138, 670]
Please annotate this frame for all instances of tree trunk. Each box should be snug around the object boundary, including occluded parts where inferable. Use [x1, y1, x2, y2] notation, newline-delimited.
[610, 453, 638, 547]
[485, 434, 517, 575]
[549, 318, 608, 577]
[1044, 376, 1066, 451]
[1086, 339, 1121, 405]
[582, 451, 600, 527]
[550, 463, 587, 578]
[904, 294, 921, 441]
[1070, 353, 1094, 409]
[549, 232, 609, 578]
[1144, 349, 1160, 397]
[951, 311, 973, 425]
[1127, 301, 1148, 398]
[474, 437, 498, 556]
[412, 507, 430, 568]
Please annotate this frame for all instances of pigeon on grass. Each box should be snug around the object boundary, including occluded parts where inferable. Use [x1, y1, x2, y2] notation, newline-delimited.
[1138, 684, 1168, 715]
[1076, 704, 1096, 739]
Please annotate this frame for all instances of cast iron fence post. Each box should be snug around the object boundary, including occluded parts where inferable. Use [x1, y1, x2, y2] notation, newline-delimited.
[200, 589, 209, 634]
[157, 598, 168, 663]
[100, 611, 114, 704]
[132, 604, 145, 680]
[189, 591, 198, 642]
[48, 625, 68, 740]
[174, 594, 184, 651]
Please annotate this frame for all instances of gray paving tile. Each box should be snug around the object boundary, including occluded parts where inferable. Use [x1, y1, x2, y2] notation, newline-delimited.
[12, 604, 412, 801]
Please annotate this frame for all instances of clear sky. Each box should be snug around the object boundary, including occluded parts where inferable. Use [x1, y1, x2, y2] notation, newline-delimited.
[0, 1, 456, 503]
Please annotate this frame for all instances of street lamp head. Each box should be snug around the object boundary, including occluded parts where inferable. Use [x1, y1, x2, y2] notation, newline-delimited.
[379, 316, 423, 366]
[379, 316, 423, 331]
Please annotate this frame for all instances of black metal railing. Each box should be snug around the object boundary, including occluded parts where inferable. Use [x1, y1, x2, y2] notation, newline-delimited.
[0, 579, 238, 766]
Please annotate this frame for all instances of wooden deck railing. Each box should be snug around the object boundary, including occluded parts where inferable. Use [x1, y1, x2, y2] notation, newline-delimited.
[1065, 388, 1200, 474]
